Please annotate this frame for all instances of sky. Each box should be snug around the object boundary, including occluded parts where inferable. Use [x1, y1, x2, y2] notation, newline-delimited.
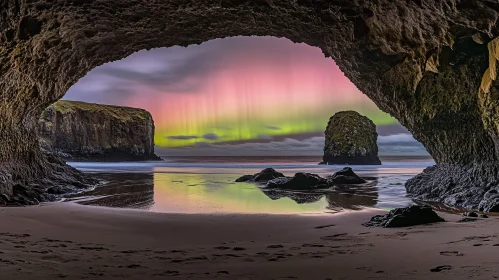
[64, 36, 428, 157]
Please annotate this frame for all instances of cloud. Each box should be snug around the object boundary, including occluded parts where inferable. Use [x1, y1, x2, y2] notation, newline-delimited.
[166, 135, 199, 140]
[157, 136, 326, 157]
[156, 133, 430, 157]
[264, 125, 281, 130]
[202, 133, 219, 140]
[377, 133, 422, 145]
[376, 123, 410, 136]
[194, 142, 212, 148]
[257, 135, 274, 141]
[64, 36, 310, 105]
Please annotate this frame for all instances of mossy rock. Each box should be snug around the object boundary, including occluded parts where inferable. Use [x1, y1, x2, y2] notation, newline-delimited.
[321, 111, 381, 165]
[50, 100, 151, 121]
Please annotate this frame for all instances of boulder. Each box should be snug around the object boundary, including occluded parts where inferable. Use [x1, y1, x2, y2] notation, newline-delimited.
[463, 211, 478, 217]
[457, 217, 478, 223]
[266, 172, 329, 190]
[330, 167, 366, 184]
[363, 205, 445, 228]
[38, 101, 161, 161]
[321, 111, 381, 165]
[235, 168, 284, 183]
[235, 175, 254, 182]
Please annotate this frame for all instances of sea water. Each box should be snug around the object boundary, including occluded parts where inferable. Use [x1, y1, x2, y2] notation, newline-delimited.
[66, 156, 444, 214]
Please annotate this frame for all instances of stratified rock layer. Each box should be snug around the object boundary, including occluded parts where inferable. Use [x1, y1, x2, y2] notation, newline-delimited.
[3, 1, 499, 208]
[322, 111, 381, 165]
[38, 101, 161, 161]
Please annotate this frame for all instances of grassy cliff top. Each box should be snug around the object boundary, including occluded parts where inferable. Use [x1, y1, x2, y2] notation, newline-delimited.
[48, 100, 152, 121]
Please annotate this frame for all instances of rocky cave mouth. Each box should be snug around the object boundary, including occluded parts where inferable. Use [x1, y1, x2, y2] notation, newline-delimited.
[2, 1, 499, 210]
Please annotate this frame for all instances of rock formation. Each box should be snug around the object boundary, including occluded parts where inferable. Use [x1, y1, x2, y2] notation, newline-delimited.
[38, 100, 161, 161]
[363, 206, 445, 228]
[321, 111, 381, 165]
[235, 168, 285, 183]
[266, 172, 330, 190]
[239, 168, 367, 190]
[329, 167, 366, 184]
[4, 1, 499, 208]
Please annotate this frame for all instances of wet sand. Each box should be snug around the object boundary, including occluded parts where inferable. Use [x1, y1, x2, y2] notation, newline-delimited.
[0, 203, 498, 280]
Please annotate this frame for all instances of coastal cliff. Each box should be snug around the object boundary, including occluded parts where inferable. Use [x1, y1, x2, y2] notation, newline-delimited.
[38, 101, 161, 161]
[321, 111, 381, 165]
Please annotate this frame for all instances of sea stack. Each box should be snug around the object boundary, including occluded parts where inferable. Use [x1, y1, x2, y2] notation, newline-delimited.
[38, 100, 161, 161]
[321, 111, 381, 165]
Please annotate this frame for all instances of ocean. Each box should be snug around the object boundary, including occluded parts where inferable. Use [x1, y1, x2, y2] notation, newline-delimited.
[66, 156, 444, 214]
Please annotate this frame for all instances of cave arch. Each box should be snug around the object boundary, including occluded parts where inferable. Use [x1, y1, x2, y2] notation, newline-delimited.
[2, 0, 499, 210]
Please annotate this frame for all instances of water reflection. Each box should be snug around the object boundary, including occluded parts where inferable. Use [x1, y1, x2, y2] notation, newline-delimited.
[150, 173, 329, 214]
[325, 185, 378, 212]
[68, 173, 154, 209]
[69, 170, 418, 214]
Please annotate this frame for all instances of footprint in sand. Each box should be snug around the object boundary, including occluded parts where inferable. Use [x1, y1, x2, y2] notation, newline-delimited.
[440, 251, 463, 256]
[232, 247, 246, 251]
[473, 244, 483, 247]
[127, 264, 142, 269]
[430, 265, 452, 272]
[267, 245, 284, 249]
[315, 224, 335, 229]
[302, 243, 325, 248]
[154, 270, 179, 276]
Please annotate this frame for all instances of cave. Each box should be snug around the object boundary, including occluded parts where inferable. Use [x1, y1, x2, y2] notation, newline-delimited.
[2, 1, 499, 210]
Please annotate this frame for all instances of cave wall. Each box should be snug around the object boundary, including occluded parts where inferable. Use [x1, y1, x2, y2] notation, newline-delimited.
[2, 0, 499, 208]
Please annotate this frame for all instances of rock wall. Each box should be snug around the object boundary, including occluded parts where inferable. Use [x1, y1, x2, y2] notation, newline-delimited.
[38, 101, 161, 161]
[322, 111, 381, 165]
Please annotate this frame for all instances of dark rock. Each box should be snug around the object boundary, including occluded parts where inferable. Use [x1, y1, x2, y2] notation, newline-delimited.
[253, 168, 285, 182]
[322, 111, 381, 165]
[457, 217, 478, 223]
[266, 173, 329, 190]
[235, 175, 254, 182]
[330, 167, 366, 184]
[480, 214, 489, 218]
[405, 165, 499, 212]
[363, 205, 445, 228]
[430, 265, 452, 272]
[235, 168, 284, 183]
[47, 186, 66, 195]
[38, 101, 162, 161]
[463, 211, 478, 217]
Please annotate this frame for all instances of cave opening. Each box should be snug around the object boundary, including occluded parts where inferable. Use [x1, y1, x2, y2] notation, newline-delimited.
[2, 1, 499, 211]
[57, 36, 422, 158]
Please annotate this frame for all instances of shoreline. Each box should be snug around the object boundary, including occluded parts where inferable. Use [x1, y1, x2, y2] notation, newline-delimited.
[1, 202, 498, 279]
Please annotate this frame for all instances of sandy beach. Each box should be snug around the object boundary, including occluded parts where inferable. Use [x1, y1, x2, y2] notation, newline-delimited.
[0, 203, 498, 280]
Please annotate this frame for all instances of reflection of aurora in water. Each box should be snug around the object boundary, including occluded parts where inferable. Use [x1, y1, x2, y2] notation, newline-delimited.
[69, 169, 428, 214]
[68, 159, 436, 214]
[151, 173, 329, 214]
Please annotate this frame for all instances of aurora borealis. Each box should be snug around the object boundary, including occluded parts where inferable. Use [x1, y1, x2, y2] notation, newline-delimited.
[65, 36, 421, 156]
